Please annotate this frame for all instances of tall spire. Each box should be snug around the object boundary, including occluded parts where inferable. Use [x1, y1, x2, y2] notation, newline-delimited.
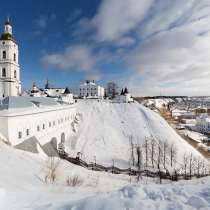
[5, 16, 11, 26]
[3, 17, 12, 35]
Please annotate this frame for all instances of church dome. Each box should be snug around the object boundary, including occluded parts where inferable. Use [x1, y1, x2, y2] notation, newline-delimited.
[0, 18, 16, 43]
[0, 33, 16, 43]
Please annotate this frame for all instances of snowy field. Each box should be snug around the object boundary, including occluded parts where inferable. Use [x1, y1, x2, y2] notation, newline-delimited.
[68, 100, 202, 167]
[0, 142, 210, 210]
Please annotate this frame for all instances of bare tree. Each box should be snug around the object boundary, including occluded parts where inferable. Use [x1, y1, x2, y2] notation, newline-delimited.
[195, 157, 202, 177]
[129, 136, 135, 166]
[44, 157, 60, 184]
[163, 141, 169, 169]
[144, 138, 149, 168]
[136, 145, 143, 181]
[201, 159, 206, 177]
[150, 138, 156, 168]
[157, 140, 163, 170]
[136, 145, 143, 170]
[183, 153, 188, 179]
[188, 153, 194, 178]
[169, 143, 177, 168]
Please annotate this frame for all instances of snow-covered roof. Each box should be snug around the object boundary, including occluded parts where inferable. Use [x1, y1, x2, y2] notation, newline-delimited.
[80, 82, 96, 86]
[0, 96, 60, 110]
[0, 96, 76, 116]
[0, 96, 75, 117]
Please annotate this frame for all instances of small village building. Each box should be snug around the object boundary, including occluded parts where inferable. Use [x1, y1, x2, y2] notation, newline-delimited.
[194, 107, 207, 116]
[44, 80, 65, 97]
[29, 82, 46, 97]
[114, 87, 133, 103]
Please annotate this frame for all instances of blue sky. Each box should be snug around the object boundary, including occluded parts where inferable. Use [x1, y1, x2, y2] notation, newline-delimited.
[0, 0, 101, 89]
[0, 0, 210, 96]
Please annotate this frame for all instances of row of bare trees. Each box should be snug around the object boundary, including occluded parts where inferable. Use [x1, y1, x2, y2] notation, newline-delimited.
[129, 135, 210, 179]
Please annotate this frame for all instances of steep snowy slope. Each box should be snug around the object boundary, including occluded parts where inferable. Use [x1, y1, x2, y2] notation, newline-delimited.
[68, 100, 202, 166]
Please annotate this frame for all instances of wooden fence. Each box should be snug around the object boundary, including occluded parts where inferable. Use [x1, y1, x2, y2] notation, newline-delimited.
[59, 152, 209, 181]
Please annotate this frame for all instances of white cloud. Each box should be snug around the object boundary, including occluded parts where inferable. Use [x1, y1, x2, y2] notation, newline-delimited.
[89, 0, 210, 96]
[41, 44, 100, 79]
[115, 37, 136, 47]
[92, 0, 154, 41]
[123, 0, 210, 95]
[42, 0, 210, 95]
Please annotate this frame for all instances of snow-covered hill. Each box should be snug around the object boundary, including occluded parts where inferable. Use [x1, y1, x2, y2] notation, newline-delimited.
[68, 100, 202, 167]
[0, 100, 209, 210]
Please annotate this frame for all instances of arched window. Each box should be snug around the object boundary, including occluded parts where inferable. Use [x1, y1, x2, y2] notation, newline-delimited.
[26, 129, 29, 136]
[14, 70, 17, 78]
[2, 51, 6, 59]
[2, 68, 6, 77]
[14, 53, 16, 61]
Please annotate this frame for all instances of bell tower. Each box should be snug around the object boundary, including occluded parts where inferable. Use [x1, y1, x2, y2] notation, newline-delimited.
[0, 18, 21, 97]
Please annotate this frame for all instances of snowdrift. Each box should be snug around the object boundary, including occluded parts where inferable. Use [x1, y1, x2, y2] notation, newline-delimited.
[69, 100, 202, 167]
[51, 179, 210, 210]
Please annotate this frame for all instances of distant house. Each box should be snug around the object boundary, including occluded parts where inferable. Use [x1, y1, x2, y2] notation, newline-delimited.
[172, 109, 196, 121]
[194, 107, 207, 116]
[78, 80, 104, 98]
[44, 80, 65, 97]
[29, 82, 46, 97]
[114, 87, 133, 103]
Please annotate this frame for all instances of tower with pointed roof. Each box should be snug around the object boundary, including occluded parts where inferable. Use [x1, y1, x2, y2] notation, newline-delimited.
[0, 18, 21, 97]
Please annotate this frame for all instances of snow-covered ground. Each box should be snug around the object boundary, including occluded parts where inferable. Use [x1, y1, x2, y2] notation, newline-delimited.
[68, 100, 202, 167]
[1, 99, 209, 210]
[0, 141, 210, 210]
[0, 142, 130, 210]
[144, 98, 174, 109]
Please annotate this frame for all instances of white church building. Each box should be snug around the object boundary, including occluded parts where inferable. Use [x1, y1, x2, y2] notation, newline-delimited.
[78, 80, 104, 98]
[0, 19, 76, 156]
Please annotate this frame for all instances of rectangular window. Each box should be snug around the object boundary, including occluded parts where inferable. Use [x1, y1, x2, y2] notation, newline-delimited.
[2, 68, 6, 77]
[37, 126, 40, 131]
[18, 131, 22, 139]
[2, 51, 6, 59]
[49, 122, 51, 127]
[43, 124, 45, 129]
